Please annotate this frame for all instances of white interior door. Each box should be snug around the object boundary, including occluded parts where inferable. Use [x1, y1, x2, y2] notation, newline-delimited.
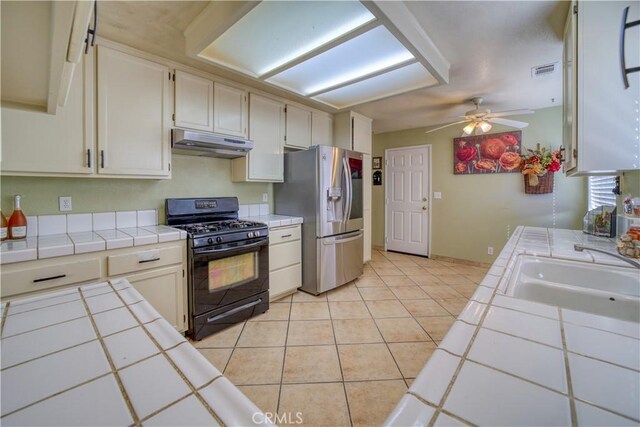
[385, 146, 430, 256]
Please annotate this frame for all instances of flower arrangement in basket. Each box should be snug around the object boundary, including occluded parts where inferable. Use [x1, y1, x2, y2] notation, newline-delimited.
[520, 145, 562, 194]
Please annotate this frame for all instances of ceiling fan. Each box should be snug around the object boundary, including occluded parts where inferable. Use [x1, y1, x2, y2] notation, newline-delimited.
[425, 97, 534, 135]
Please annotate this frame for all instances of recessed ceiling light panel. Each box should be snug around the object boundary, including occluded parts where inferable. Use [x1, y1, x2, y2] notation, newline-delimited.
[313, 62, 438, 109]
[198, 1, 375, 77]
[266, 26, 414, 95]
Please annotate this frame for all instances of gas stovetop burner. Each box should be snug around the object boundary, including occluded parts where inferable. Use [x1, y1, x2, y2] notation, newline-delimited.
[179, 220, 266, 236]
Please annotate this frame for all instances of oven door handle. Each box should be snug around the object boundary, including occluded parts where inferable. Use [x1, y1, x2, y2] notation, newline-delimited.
[194, 240, 266, 255]
[207, 298, 263, 323]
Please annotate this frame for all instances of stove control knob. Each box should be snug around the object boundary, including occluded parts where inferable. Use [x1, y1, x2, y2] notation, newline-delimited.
[207, 238, 213, 244]
[247, 232, 254, 238]
[216, 237, 223, 243]
[254, 231, 260, 237]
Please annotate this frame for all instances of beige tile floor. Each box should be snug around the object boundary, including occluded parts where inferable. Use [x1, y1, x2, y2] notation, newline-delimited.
[192, 250, 489, 426]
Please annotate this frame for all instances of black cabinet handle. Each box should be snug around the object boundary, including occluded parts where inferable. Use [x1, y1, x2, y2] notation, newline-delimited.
[33, 274, 66, 283]
[87, 149, 92, 168]
[139, 258, 161, 264]
[281, 234, 292, 238]
[100, 150, 104, 168]
[620, 6, 640, 89]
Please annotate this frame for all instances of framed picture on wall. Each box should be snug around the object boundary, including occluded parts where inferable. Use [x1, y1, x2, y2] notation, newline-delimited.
[453, 130, 522, 175]
[372, 157, 382, 169]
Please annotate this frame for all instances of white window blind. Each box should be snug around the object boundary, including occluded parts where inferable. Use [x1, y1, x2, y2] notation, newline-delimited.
[588, 176, 617, 210]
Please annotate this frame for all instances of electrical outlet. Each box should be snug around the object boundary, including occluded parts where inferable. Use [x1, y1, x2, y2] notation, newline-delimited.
[487, 247, 494, 255]
[434, 192, 442, 199]
[262, 193, 268, 203]
[59, 196, 73, 212]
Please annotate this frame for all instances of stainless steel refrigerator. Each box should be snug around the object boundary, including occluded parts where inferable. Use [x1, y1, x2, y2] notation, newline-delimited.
[274, 145, 364, 294]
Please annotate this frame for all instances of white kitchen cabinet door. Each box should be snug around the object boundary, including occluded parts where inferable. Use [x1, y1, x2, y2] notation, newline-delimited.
[1, 51, 95, 176]
[285, 104, 312, 149]
[248, 94, 285, 181]
[97, 46, 171, 178]
[311, 112, 333, 146]
[126, 264, 185, 331]
[213, 82, 248, 138]
[174, 70, 214, 132]
[352, 113, 372, 154]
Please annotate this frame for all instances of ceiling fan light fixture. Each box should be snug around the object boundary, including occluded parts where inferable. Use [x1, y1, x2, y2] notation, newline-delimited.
[479, 121, 492, 133]
[463, 122, 476, 135]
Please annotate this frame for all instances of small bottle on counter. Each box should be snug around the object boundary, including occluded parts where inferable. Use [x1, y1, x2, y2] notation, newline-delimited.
[1, 209, 8, 241]
[8, 195, 27, 240]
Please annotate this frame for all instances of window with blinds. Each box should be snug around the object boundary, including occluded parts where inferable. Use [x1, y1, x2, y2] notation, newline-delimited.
[588, 176, 617, 210]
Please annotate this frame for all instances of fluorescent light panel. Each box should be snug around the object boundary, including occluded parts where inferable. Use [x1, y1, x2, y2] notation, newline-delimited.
[267, 26, 414, 95]
[198, 1, 375, 77]
[313, 62, 438, 109]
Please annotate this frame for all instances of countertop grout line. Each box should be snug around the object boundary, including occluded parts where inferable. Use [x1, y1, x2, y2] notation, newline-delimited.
[108, 281, 227, 427]
[559, 309, 578, 427]
[0, 301, 10, 338]
[78, 287, 141, 426]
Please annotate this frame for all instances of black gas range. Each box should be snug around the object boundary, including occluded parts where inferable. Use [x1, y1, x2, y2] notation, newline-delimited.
[166, 197, 269, 340]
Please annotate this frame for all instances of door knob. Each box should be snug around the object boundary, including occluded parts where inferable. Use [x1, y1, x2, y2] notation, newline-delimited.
[422, 197, 427, 202]
[422, 206, 427, 211]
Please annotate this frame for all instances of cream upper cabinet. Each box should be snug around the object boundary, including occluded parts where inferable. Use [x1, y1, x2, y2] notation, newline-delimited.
[285, 104, 312, 149]
[232, 93, 285, 182]
[174, 70, 214, 132]
[213, 82, 248, 138]
[564, 1, 640, 175]
[1, 51, 95, 176]
[97, 46, 171, 178]
[333, 111, 372, 154]
[311, 112, 333, 146]
[352, 112, 372, 154]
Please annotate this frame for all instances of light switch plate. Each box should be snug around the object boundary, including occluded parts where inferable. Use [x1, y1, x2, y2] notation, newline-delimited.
[434, 192, 442, 199]
[59, 196, 73, 212]
[262, 193, 269, 203]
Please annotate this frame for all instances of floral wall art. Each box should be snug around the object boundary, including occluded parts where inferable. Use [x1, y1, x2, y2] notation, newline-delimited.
[453, 131, 522, 175]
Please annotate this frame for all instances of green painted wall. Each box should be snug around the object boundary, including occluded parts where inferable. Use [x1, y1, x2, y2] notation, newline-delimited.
[0, 155, 272, 220]
[372, 106, 588, 264]
[622, 170, 640, 197]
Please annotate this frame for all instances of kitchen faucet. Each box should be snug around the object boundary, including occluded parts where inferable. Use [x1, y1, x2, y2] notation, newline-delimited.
[574, 244, 640, 268]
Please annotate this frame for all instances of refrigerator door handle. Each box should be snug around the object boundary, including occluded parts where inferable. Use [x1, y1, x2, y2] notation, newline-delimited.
[342, 157, 352, 225]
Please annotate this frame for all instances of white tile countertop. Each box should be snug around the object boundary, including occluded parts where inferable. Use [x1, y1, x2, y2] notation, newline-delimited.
[241, 214, 303, 228]
[0, 210, 186, 264]
[386, 226, 640, 426]
[0, 279, 272, 426]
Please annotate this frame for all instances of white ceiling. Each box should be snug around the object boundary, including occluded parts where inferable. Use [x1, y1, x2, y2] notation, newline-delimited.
[97, 0, 569, 134]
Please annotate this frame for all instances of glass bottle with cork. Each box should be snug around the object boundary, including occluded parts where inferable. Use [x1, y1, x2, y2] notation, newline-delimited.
[8, 195, 27, 240]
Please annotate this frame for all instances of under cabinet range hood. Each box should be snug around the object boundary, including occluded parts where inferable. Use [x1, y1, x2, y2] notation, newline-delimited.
[171, 129, 253, 159]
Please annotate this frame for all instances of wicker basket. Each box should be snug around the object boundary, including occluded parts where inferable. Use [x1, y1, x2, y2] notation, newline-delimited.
[524, 172, 554, 194]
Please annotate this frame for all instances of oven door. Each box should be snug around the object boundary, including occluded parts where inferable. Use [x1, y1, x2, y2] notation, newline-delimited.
[191, 238, 269, 317]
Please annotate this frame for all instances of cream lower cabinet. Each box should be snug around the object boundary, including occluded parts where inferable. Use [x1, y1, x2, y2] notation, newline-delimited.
[269, 224, 302, 301]
[0, 241, 188, 332]
[125, 265, 185, 331]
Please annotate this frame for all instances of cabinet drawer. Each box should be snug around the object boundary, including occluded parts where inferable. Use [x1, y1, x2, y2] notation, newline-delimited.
[270, 263, 301, 300]
[269, 240, 301, 271]
[2, 258, 101, 298]
[269, 225, 301, 244]
[108, 245, 182, 276]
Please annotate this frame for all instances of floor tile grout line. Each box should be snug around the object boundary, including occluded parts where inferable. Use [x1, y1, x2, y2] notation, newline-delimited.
[559, 309, 578, 427]
[77, 287, 141, 426]
[107, 282, 226, 427]
[273, 297, 293, 417]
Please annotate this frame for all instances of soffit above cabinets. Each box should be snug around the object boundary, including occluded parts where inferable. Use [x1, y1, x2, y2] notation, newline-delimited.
[185, 1, 449, 110]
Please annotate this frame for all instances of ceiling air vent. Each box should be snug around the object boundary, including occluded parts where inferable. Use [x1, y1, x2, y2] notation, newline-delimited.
[531, 62, 558, 79]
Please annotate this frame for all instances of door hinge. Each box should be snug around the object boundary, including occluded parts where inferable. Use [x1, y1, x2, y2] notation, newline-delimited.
[182, 269, 185, 278]
[284, 106, 287, 113]
[385, 159, 388, 165]
[573, 4, 577, 14]
[183, 314, 186, 323]
[172, 73, 175, 82]
[284, 135, 287, 142]
[172, 113, 175, 122]
[573, 148, 577, 159]
[168, 162, 171, 172]
[168, 71, 171, 80]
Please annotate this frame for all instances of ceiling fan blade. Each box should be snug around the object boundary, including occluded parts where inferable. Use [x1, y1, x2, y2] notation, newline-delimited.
[488, 109, 535, 118]
[425, 120, 469, 134]
[487, 118, 530, 129]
